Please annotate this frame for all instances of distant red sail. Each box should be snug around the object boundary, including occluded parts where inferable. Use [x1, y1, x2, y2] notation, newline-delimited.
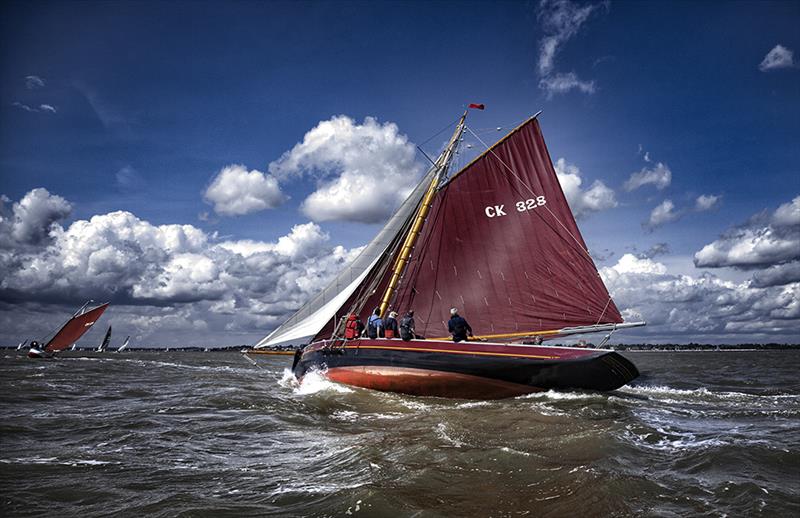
[45, 303, 109, 352]
[389, 118, 622, 338]
[468, 103, 485, 110]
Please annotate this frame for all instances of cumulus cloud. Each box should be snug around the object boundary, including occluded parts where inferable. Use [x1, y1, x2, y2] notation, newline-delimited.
[553, 158, 617, 218]
[751, 262, 800, 288]
[25, 75, 45, 89]
[39, 104, 57, 114]
[535, 0, 604, 98]
[1, 189, 365, 345]
[624, 162, 672, 191]
[0, 188, 72, 245]
[601, 254, 800, 341]
[269, 115, 421, 223]
[204, 164, 286, 216]
[645, 199, 678, 230]
[694, 196, 800, 270]
[695, 194, 720, 211]
[759, 44, 795, 71]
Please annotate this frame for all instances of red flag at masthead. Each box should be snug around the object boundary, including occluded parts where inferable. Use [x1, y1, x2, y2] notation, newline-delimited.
[468, 103, 485, 110]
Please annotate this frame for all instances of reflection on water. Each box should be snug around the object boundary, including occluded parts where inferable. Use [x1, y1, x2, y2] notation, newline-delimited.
[1, 350, 798, 517]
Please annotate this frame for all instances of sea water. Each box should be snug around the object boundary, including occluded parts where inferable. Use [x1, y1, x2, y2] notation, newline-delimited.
[1, 350, 798, 517]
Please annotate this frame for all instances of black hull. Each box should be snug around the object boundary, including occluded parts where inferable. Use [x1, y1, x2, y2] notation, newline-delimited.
[292, 339, 639, 399]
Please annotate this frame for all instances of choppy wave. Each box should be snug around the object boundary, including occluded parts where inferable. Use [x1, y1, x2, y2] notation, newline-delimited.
[1, 349, 798, 517]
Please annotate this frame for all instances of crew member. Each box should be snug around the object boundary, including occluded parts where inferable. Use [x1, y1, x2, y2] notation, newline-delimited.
[384, 311, 399, 339]
[447, 308, 474, 342]
[343, 314, 364, 339]
[367, 307, 383, 339]
[399, 311, 415, 341]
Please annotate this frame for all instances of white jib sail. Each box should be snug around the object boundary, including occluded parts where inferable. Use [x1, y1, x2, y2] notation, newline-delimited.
[254, 164, 439, 349]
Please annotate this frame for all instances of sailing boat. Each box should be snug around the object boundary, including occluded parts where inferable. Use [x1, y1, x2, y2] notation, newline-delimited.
[255, 109, 645, 399]
[96, 325, 112, 352]
[116, 336, 130, 352]
[17, 339, 28, 351]
[28, 301, 110, 359]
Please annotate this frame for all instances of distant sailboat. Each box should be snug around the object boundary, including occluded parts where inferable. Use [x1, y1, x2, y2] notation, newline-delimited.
[28, 301, 110, 359]
[70, 343, 77, 351]
[96, 326, 112, 352]
[116, 336, 130, 352]
[17, 339, 28, 351]
[257, 109, 644, 398]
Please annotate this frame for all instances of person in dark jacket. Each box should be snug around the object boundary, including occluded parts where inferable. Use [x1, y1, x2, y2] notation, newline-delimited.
[367, 307, 383, 339]
[399, 311, 415, 341]
[384, 311, 399, 339]
[447, 307, 473, 342]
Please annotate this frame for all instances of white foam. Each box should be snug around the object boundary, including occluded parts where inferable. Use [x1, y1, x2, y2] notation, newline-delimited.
[332, 410, 359, 421]
[500, 446, 531, 457]
[520, 390, 602, 401]
[435, 422, 465, 447]
[294, 369, 353, 395]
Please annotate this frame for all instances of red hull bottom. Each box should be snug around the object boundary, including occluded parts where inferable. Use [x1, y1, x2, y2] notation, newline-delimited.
[323, 365, 545, 399]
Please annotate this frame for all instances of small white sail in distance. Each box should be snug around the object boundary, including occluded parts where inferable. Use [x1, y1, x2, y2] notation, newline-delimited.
[117, 336, 130, 352]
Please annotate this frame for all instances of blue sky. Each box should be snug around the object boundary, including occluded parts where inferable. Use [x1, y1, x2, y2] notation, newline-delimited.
[1, 0, 798, 346]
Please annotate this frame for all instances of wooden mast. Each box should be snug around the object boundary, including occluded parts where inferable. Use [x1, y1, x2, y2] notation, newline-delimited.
[378, 111, 467, 318]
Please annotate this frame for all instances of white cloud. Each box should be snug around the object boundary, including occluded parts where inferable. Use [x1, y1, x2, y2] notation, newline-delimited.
[751, 262, 800, 288]
[25, 75, 45, 89]
[624, 162, 672, 191]
[646, 199, 679, 229]
[772, 195, 800, 227]
[0, 189, 364, 346]
[536, 0, 604, 98]
[600, 254, 800, 341]
[12, 101, 57, 114]
[536, 0, 599, 76]
[1, 188, 72, 245]
[695, 194, 720, 211]
[694, 196, 800, 270]
[116, 166, 145, 190]
[759, 44, 795, 71]
[204, 164, 286, 216]
[538, 72, 596, 98]
[12, 102, 36, 113]
[553, 158, 617, 218]
[269, 115, 421, 223]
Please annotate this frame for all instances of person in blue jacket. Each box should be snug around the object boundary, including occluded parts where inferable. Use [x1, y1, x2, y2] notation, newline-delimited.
[367, 307, 384, 339]
[447, 307, 474, 342]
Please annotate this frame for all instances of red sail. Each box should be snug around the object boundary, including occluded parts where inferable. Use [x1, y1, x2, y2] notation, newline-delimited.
[389, 118, 622, 338]
[45, 303, 109, 352]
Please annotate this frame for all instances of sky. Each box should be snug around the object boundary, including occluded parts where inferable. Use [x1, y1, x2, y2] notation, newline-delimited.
[1, 0, 798, 347]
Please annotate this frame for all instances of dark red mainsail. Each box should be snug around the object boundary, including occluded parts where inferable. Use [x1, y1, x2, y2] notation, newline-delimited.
[388, 117, 622, 339]
[45, 303, 109, 352]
